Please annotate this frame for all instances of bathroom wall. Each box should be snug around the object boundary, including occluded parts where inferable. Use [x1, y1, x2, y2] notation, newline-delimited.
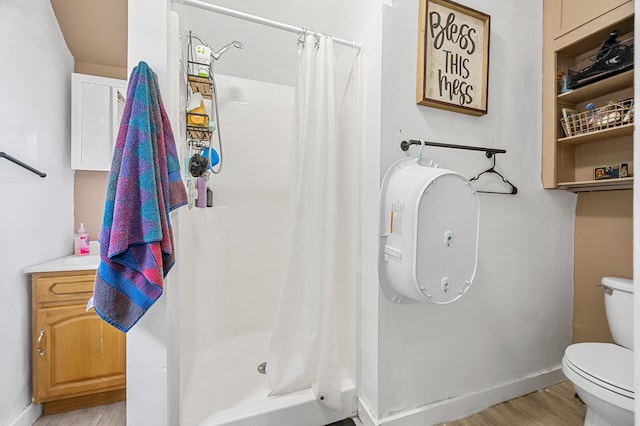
[73, 57, 126, 242]
[634, 1, 640, 415]
[71, 66, 124, 239]
[574, 190, 633, 343]
[0, 1, 74, 425]
[50, 0, 127, 240]
[359, 0, 577, 422]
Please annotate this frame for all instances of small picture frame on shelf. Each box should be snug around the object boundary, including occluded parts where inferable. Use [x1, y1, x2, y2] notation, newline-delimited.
[594, 163, 630, 180]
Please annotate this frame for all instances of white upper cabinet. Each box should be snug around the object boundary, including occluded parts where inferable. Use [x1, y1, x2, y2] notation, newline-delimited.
[71, 73, 127, 171]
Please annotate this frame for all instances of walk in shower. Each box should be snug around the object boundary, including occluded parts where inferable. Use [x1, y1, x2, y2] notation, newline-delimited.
[174, 2, 362, 424]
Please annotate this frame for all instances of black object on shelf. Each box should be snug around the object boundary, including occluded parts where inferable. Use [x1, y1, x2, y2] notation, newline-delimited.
[0, 152, 46, 177]
[566, 31, 634, 90]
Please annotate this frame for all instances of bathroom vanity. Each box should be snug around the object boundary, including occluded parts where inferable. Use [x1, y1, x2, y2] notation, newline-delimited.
[25, 256, 126, 414]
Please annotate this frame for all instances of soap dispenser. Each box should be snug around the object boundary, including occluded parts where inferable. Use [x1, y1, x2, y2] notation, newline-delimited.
[74, 223, 90, 256]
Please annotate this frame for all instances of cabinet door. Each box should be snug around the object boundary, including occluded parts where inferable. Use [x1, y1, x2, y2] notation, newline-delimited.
[71, 73, 127, 171]
[552, 0, 630, 39]
[33, 305, 126, 402]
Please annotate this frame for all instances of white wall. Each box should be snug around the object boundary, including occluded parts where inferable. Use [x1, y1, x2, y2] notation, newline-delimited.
[178, 0, 382, 89]
[359, 0, 577, 422]
[633, 0, 639, 416]
[126, 2, 179, 426]
[0, 1, 74, 425]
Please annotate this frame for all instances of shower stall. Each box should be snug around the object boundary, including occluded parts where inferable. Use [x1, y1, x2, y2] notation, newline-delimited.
[173, 2, 362, 425]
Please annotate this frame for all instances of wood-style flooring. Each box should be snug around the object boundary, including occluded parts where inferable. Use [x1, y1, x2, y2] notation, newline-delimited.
[31, 382, 584, 425]
[437, 381, 586, 426]
[32, 401, 125, 426]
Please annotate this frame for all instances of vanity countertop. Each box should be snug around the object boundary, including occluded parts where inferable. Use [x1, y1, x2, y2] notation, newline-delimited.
[24, 242, 100, 274]
[24, 254, 100, 274]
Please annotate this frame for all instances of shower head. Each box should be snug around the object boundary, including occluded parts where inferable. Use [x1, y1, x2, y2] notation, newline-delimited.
[212, 41, 244, 60]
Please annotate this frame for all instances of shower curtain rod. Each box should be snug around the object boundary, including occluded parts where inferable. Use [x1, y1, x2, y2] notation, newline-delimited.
[178, 0, 362, 51]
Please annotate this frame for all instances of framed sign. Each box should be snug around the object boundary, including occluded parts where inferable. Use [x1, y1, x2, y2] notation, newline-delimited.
[417, 0, 490, 116]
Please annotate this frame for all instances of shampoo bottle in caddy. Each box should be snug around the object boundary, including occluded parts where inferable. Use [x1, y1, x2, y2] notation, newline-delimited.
[74, 223, 90, 256]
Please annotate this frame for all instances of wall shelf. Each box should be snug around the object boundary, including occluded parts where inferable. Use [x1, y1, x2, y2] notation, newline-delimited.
[557, 123, 634, 145]
[557, 177, 633, 192]
[557, 70, 633, 105]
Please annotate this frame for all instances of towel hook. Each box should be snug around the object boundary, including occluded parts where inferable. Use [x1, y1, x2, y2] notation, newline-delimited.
[417, 139, 425, 163]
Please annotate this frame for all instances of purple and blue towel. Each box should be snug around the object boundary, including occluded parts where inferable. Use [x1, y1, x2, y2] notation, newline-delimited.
[93, 61, 187, 332]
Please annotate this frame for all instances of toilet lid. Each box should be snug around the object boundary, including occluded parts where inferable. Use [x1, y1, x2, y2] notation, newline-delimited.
[564, 343, 633, 398]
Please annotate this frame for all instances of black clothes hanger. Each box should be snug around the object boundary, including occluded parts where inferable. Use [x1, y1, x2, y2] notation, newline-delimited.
[469, 154, 517, 195]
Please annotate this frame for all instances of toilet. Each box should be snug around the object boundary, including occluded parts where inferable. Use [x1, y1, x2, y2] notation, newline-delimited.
[562, 277, 634, 426]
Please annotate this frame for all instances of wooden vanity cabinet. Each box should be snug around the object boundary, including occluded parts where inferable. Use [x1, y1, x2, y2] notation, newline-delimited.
[31, 270, 126, 414]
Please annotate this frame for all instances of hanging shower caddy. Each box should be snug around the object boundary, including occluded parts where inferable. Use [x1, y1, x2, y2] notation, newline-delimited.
[184, 31, 221, 208]
[186, 31, 215, 152]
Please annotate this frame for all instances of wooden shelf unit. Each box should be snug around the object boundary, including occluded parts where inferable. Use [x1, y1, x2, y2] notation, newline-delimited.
[542, 6, 634, 193]
[558, 176, 633, 192]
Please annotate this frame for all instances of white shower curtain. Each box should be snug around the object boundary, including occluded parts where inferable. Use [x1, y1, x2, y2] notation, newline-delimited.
[266, 33, 358, 411]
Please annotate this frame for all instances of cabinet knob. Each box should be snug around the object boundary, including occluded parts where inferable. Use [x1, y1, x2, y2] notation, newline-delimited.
[36, 329, 46, 357]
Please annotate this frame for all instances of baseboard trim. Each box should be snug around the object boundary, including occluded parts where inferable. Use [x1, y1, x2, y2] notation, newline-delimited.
[10, 402, 43, 426]
[357, 367, 565, 425]
[43, 389, 126, 415]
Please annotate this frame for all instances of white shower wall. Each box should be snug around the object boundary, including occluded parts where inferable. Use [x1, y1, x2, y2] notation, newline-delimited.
[124, 1, 380, 423]
[178, 75, 294, 424]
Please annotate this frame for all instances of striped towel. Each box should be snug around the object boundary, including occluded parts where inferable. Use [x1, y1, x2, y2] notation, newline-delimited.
[93, 61, 187, 332]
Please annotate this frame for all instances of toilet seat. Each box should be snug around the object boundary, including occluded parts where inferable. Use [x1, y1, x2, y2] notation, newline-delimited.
[562, 342, 633, 411]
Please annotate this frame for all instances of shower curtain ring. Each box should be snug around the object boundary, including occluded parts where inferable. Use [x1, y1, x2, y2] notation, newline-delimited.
[314, 31, 321, 49]
[297, 29, 306, 47]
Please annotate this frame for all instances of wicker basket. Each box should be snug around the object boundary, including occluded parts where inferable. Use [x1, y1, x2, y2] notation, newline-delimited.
[560, 98, 634, 138]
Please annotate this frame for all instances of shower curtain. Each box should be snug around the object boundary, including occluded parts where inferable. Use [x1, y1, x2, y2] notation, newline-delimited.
[266, 33, 359, 411]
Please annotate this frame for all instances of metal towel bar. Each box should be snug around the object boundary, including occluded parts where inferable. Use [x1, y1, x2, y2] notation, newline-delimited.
[0, 151, 46, 177]
[399, 139, 517, 195]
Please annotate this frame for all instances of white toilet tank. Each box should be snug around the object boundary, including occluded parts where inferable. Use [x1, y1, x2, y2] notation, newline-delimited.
[602, 276, 634, 349]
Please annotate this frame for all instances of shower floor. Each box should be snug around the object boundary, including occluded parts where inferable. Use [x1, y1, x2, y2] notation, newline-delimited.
[182, 329, 273, 424]
[181, 328, 355, 426]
